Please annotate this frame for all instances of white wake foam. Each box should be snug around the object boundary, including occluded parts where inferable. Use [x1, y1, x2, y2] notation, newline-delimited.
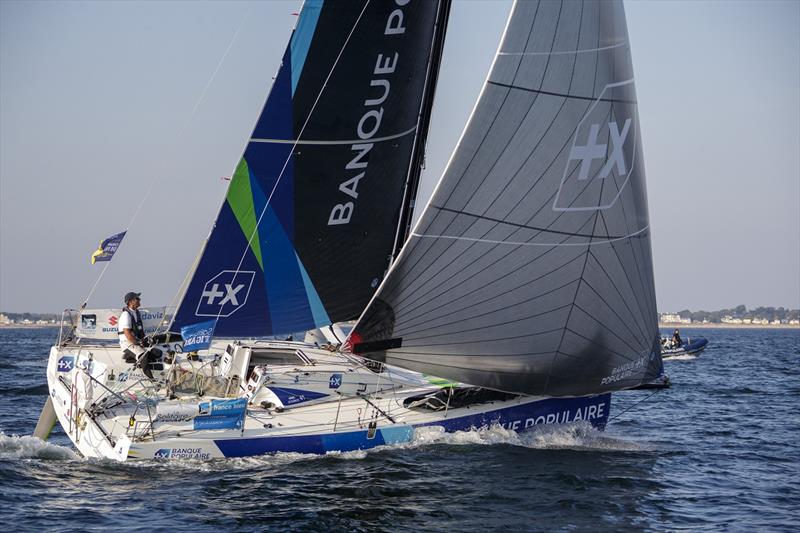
[314, 423, 647, 460]
[405, 422, 647, 452]
[663, 354, 698, 361]
[0, 432, 79, 460]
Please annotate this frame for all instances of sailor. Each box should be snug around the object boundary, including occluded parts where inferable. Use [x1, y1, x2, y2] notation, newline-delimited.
[118, 292, 160, 378]
[671, 329, 683, 348]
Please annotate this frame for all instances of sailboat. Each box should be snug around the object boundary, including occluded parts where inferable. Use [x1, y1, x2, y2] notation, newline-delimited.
[41, 0, 663, 461]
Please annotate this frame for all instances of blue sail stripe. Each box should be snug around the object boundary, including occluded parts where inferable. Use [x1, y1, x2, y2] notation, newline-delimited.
[296, 252, 331, 328]
[290, 0, 324, 95]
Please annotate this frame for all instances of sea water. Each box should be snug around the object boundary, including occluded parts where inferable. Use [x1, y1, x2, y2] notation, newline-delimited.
[0, 327, 797, 531]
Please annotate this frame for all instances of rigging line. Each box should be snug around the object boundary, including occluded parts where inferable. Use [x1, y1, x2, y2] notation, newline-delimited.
[410, 225, 649, 247]
[608, 388, 661, 423]
[81, 7, 252, 309]
[219, 1, 372, 329]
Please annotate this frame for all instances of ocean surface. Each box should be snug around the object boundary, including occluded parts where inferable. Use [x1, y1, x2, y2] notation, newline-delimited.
[1, 327, 798, 532]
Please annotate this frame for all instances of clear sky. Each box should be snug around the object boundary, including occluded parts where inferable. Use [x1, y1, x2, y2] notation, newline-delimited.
[1, 0, 798, 314]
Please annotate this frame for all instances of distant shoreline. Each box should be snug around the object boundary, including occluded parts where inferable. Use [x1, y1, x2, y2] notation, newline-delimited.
[659, 323, 798, 330]
[0, 324, 60, 329]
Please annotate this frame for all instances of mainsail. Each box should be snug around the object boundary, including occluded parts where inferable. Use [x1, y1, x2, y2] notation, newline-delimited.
[172, 0, 450, 337]
[351, 0, 663, 396]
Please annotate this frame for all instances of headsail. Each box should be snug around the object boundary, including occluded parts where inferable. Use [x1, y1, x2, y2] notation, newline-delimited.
[351, 0, 662, 396]
[172, 0, 451, 337]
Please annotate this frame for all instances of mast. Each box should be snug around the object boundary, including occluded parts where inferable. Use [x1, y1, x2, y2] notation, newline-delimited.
[390, 0, 453, 263]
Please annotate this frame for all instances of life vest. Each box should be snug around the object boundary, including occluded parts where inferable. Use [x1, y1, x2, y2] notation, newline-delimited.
[119, 308, 145, 341]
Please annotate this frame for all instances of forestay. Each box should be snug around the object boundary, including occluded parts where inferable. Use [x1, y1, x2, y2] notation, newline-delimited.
[351, 0, 662, 396]
[172, 0, 450, 337]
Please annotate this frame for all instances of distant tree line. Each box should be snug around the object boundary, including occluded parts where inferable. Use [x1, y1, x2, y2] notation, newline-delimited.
[668, 306, 799, 323]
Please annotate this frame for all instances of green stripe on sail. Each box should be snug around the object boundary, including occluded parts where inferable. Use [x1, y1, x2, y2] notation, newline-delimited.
[226, 158, 263, 269]
[424, 375, 459, 388]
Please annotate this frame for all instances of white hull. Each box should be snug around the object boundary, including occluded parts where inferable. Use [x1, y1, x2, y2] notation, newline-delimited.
[46, 340, 611, 461]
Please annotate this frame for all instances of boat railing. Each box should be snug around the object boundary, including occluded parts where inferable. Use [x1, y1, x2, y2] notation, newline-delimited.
[57, 309, 81, 346]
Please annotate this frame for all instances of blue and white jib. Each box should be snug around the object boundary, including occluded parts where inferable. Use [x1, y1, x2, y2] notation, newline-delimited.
[195, 270, 256, 318]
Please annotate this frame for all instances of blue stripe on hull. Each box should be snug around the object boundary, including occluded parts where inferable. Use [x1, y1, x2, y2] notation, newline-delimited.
[214, 394, 611, 458]
[425, 394, 611, 433]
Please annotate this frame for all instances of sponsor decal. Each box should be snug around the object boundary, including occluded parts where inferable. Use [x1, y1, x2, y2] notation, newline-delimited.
[181, 320, 216, 352]
[195, 270, 256, 318]
[108, 315, 118, 326]
[601, 355, 648, 386]
[153, 447, 211, 460]
[193, 415, 243, 431]
[90, 231, 126, 264]
[57, 356, 75, 372]
[140, 310, 165, 322]
[198, 398, 248, 416]
[327, 1, 412, 226]
[553, 80, 637, 212]
[498, 402, 607, 431]
[81, 314, 97, 330]
[329, 373, 342, 389]
[268, 387, 328, 406]
[155, 412, 195, 423]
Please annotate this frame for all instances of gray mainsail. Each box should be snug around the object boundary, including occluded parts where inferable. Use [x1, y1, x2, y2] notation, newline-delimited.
[350, 0, 662, 397]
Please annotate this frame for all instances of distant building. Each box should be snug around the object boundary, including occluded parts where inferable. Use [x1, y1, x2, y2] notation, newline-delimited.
[660, 313, 692, 324]
[0, 314, 11, 325]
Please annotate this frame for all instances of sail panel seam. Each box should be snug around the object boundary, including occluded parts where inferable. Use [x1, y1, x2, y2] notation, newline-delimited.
[410, 225, 648, 247]
[498, 41, 626, 56]
[487, 80, 636, 104]
[429, 204, 630, 239]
